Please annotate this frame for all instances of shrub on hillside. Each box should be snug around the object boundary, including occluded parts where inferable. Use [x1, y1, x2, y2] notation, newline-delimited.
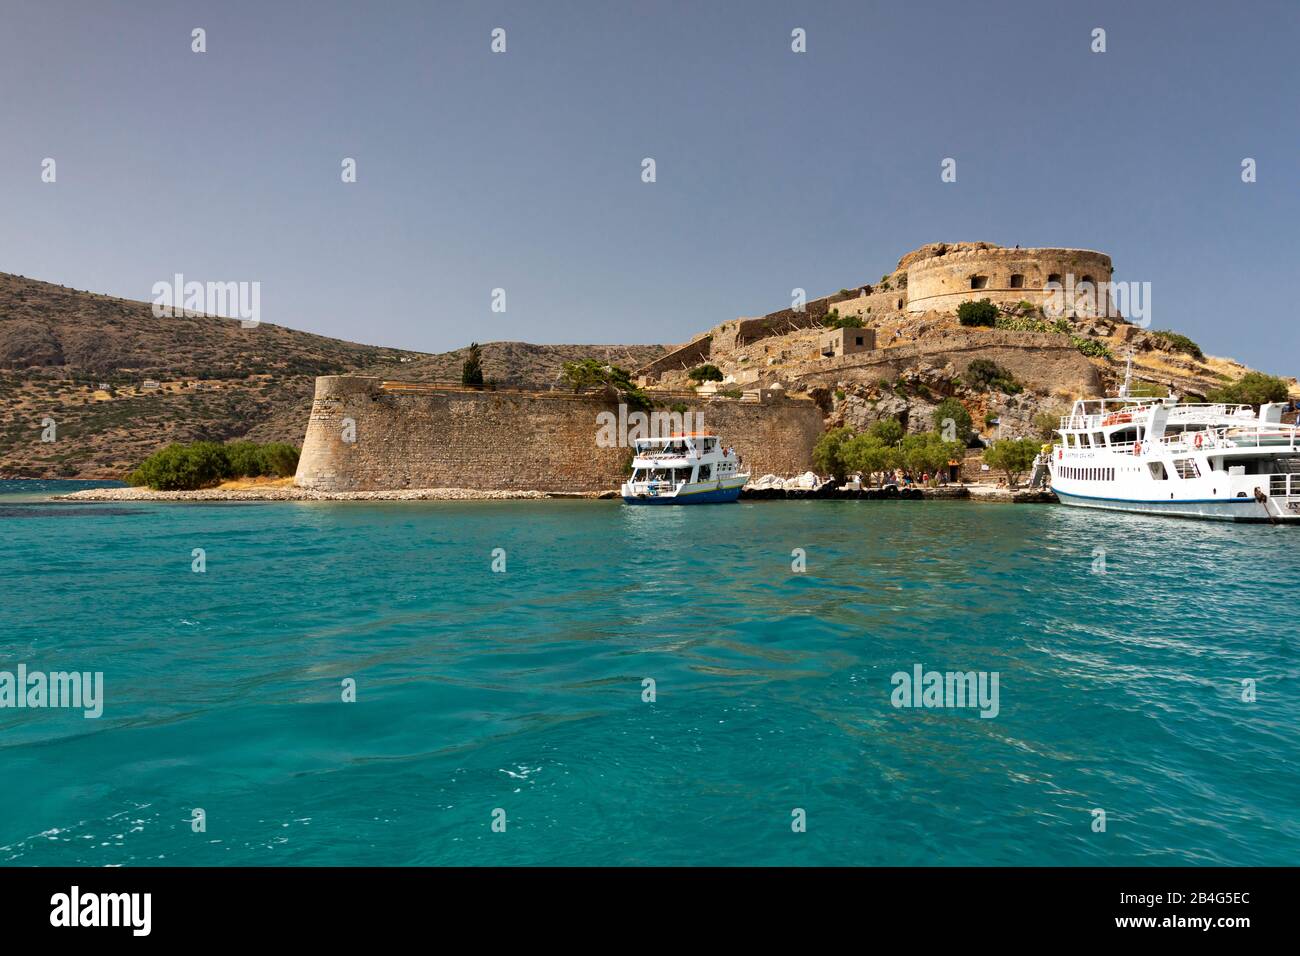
[1206, 371, 1290, 407]
[1149, 330, 1204, 361]
[957, 299, 999, 327]
[821, 309, 864, 330]
[995, 315, 1071, 335]
[560, 358, 652, 411]
[1071, 336, 1112, 358]
[965, 358, 1023, 394]
[688, 363, 724, 383]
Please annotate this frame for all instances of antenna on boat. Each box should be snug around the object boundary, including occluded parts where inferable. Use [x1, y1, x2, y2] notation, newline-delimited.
[1118, 350, 1133, 399]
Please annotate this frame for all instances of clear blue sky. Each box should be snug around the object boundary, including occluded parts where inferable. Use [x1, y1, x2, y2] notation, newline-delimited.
[2, 0, 1297, 374]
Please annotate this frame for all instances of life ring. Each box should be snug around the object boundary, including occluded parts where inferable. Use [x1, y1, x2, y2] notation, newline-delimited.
[1133, 440, 1142, 456]
[1057, 449, 1063, 460]
[1194, 432, 1203, 449]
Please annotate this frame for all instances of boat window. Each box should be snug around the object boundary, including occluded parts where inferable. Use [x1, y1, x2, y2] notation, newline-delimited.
[698, 464, 711, 481]
[1111, 427, 1137, 445]
[1092, 432, 1105, 447]
[1148, 462, 1167, 480]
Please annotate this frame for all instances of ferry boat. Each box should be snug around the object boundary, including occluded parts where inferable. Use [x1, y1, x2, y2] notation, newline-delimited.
[620, 433, 749, 504]
[1049, 370, 1300, 523]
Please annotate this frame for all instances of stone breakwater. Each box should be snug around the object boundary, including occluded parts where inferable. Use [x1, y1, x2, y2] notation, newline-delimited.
[54, 486, 609, 502]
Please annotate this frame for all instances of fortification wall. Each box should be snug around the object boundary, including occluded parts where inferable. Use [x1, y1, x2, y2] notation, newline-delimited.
[905, 247, 1113, 316]
[636, 335, 713, 378]
[794, 330, 1102, 395]
[294, 377, 825, 492]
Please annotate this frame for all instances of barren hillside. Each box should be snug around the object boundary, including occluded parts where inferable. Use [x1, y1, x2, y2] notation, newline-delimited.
[0, 273, 666, 478]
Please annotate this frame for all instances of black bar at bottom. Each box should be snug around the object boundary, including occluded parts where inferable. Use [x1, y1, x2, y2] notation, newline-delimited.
[0, 866, 1280, 941]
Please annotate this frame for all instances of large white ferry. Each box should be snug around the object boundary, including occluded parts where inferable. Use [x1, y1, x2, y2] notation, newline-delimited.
[1049, 375, 1300, 522]
[621, 433, 749, 504]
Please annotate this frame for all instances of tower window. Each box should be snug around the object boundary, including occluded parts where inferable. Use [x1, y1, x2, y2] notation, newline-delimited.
[970, 275, 988, 290]
[1009, 274, 1024, 288]
[1047, 273, 1062, 285]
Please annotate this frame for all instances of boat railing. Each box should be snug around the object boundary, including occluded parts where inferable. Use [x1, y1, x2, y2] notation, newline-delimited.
[1060, 426, 1300, 456]
[635, 451, 692, 461]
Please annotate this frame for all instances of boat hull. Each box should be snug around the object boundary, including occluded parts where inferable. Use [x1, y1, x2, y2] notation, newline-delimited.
[1054, 488, 1300, 523]
[621, 484, 744, 505]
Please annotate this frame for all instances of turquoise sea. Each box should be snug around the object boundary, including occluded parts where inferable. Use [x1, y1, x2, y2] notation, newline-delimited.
[0, 479, 1296, 866]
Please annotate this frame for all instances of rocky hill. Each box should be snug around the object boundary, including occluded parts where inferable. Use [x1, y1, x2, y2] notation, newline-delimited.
[0, 273, 665, 478]
[634, 243, 1300, 447]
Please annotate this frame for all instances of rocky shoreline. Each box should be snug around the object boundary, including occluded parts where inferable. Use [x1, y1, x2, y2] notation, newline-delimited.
[50, 483, 1056, 504]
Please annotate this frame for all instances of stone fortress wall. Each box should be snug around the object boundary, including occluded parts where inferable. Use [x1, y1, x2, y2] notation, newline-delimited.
[901, 243, 1114, 316]
[795, 330, 1103, 395]
[294, 376, 825, 492]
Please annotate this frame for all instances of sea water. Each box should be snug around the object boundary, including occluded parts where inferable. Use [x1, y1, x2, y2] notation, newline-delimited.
[0, 482, 1296, 865]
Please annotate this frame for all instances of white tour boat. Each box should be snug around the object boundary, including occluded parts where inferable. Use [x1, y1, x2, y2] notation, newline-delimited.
[621, 433, 749, 504]
[1049, 370, 1300, 523]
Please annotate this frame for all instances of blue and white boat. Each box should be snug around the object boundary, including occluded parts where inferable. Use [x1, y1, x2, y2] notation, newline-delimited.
[621, 434, 749, 504]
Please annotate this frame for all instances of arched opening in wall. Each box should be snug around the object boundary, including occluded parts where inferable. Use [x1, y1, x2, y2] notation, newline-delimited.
[970, 275, 988, 290]
[1080, 275, 1095, 287]
[1047, 273, 1062, 286]
[896, 298, 903, 309]
[1009, 274, 1024, 289]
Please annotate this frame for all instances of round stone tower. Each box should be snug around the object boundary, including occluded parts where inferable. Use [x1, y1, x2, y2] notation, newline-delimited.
[901, 242, 1113, 318]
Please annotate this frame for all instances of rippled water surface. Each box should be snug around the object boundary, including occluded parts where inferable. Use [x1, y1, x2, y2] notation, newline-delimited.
[1, 483, 1296, 865]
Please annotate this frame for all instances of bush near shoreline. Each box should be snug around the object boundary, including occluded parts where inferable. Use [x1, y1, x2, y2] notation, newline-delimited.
[127, 440, 300, 491]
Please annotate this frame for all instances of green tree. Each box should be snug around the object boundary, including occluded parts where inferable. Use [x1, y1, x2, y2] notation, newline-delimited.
[842, 434, 896, 485]
[899, 432, 964, 483]
[983, 438, 1041, 489]
[461, 342, 485, 386]
[1206, 371, 1289, 407]
[813, 427, 855, 481]
[688, 363, 724, 383]
[933, 397, 973, 444]
[128, 442, 231, 490]
[1031, 410, 1063, 442]
[957, 298, 999, 327]
[867, 417, 904, 445]
[126, 440, 300, 489]
[560, 358, 651, 411]
[259, 442, 301, 478]
[225, 440, 266, 478]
